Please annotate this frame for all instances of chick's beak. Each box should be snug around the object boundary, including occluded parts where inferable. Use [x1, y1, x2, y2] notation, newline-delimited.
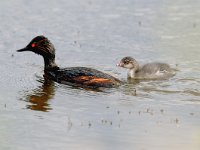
[117, 61, 124, 67]
[17, 47, 30, 52]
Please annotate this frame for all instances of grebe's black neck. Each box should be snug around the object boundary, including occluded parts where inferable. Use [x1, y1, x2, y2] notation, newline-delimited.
[40, 43, 59, 70]
[43, 55, 59, 71]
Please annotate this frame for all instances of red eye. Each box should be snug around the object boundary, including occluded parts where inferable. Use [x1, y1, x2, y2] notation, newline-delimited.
[31, 43, 36, 48]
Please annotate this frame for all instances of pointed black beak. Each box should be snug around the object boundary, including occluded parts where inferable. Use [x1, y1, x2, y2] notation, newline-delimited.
[17, 47, 30, 52]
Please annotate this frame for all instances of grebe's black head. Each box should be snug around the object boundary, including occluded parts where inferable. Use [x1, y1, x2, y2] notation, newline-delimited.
[117, 56, 139, 69]
[17, 35, 55, 58]
[17, 35, 58, 70]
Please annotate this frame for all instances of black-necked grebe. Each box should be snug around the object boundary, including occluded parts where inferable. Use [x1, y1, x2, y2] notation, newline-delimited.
[117, 56, 176, 79]
[17, 36, 121, 88]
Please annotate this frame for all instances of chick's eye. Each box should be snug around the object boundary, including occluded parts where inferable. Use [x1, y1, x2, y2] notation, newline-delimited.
[124, 61, 128, 64]
[31, 43, 36, 48]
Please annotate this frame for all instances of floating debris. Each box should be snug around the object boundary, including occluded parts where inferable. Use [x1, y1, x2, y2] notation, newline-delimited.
[193, 23, 196, 28]
[138, 21, 142, 26]
[67, 116, 73, 130]
[138, 111, 141, 115]
[117, 110, 120, 114]
[190, 112, 194, 116]
[88, 122, 92, 127]
[175, 118, 179, 124]
[110, 121, 112, 125]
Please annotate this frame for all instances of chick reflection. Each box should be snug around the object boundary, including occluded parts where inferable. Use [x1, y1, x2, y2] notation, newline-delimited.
[119, 78, 141, 96]
[25, 78, 55, 112]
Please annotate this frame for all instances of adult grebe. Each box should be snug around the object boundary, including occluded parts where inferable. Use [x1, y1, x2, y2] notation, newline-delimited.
[17, 35, 121, 88]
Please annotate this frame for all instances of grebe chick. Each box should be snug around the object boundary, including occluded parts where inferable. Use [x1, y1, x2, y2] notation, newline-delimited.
[17, 35, 121, 88]
[117, 56, 176, 79]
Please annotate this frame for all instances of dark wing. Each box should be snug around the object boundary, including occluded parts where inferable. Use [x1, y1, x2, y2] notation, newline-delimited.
[47, 67, 121, 88]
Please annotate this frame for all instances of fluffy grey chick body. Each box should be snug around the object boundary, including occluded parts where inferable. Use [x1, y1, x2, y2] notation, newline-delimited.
[117, 56, 176, 79]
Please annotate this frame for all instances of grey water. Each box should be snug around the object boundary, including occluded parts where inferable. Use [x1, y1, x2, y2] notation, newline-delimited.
[0, 0, 200, 150]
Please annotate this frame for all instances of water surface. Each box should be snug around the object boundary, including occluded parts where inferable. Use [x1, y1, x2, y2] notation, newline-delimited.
[0, 0, 200, 150]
